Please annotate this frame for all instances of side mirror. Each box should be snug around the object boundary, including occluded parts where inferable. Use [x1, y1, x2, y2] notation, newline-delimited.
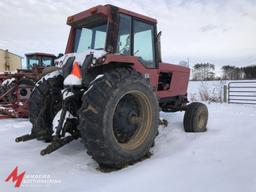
[57, 53, 64, 58]
[156, 31, 162, 63]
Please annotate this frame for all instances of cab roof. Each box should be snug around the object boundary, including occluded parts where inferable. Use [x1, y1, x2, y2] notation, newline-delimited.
[25, 53, 56, 58]
[67, 4, 157, 26]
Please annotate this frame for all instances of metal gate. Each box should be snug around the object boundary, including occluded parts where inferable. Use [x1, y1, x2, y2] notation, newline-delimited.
[228, 81, 256, 104]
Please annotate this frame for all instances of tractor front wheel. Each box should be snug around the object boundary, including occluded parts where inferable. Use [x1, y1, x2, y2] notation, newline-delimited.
[183, 102, 208, 132]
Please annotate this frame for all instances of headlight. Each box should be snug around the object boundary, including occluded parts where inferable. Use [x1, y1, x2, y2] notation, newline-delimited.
[90, 56, 106, 67]
[92, 57, 97, 65]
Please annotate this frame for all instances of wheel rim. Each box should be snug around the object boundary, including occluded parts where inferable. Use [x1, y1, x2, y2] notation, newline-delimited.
[197, 111, 207, 130]
[113, 91, 153, 150]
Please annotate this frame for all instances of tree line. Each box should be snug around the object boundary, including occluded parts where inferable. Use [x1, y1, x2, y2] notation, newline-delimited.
[192, 63, 256, 80]
[222, 65, 256, 80]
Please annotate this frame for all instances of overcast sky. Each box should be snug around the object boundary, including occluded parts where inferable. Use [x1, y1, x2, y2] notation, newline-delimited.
[0, 0, 256, 71]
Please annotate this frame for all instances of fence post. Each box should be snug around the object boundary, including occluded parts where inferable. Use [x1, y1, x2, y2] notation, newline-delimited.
[223, 85, 228, 103]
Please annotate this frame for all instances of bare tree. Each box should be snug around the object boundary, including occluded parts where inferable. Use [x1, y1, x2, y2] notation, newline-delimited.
[192, 63, 215, 80]
[222, 65, 243, 80]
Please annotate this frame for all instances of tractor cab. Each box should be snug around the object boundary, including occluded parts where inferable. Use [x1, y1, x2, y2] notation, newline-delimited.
[64, 4, 189, 100]
[25, 53, 56, 69]
[65, 5, 159, 69]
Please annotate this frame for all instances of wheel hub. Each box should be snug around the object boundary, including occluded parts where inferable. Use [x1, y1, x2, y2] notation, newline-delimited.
[113, 94, 140, 143]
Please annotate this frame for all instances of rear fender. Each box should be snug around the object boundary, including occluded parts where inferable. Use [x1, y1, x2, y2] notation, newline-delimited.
[103, 54, 159, 90]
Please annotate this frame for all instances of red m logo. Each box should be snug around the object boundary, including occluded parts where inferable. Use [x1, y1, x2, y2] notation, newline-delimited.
[5, 166, 26, 188]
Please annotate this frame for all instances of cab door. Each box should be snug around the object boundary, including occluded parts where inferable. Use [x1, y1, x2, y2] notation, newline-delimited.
[115, 14, 159, 89]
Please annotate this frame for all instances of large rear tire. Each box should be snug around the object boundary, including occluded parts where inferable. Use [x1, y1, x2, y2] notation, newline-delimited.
[28, 71, 63, 136]
[78, 68, 159, 168]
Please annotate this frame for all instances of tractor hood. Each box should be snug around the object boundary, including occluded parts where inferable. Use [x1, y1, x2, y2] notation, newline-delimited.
[55, 49, 106, 68]
[54, 49, 106, 86]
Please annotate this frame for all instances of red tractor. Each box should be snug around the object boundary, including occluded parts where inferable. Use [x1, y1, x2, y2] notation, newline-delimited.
[16, 5, 208, 169]
[0, 53, 56, 118]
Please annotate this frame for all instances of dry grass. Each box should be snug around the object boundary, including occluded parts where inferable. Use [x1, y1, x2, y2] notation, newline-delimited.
[196, 81, 223, 103]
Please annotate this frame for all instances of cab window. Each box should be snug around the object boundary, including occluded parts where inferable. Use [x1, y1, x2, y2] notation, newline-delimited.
[117, 14, 132, 55]
[42, 58, 53, 66]
[133, 20, 155, 68]
[74, 24, 107, 53]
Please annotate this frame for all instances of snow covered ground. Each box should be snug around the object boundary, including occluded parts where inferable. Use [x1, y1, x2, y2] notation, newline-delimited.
[0, 82, 256, 192]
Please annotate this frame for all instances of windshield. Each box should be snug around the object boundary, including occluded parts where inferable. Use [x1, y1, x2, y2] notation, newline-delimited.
[74, 24, 107, 53]
[27, 56, 53, 69]
[27, 58, 39, 69]
[42, 57, 53, 66]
